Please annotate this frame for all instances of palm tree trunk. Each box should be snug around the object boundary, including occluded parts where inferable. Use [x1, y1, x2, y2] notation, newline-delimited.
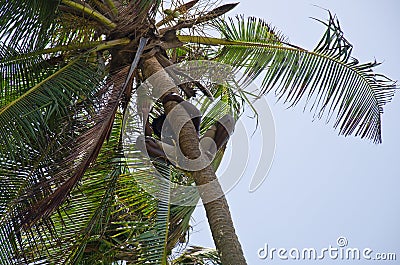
[141, 56, 247, 265]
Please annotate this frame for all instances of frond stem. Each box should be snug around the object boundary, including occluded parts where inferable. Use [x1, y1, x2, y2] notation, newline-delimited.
[3, 38, 130, 63]
[61, 0, 117, 29]
[177, 35, 382, 106]
[178, 35, 289, 49]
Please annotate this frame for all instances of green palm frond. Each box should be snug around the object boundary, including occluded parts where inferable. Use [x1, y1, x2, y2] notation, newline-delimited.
[0, 0, 116, 52]
[0, 55, 105, 160]
[0, 54, 125, 257]
[0, 42, 71, 109]
[0, 57, 108, 263]
[72, 118, 170, 265]
[217, 15, 287, 44]
[0, 111, 122, 264]
[0, 0, 59, 49]
[1, 112, 174, 264]
[0, 36, 132, 233]
[204, 14, 396, 143]
[124, 160, 172, 264]
[0, 38, 130, 109]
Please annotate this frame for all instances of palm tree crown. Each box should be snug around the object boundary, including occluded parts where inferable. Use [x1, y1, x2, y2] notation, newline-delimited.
[0, 0, 396, 264]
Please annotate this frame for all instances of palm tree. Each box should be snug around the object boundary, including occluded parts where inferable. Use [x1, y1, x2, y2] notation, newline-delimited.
[0, 0, 396, 264]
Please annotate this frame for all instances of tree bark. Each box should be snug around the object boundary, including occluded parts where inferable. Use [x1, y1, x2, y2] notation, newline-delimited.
[141, 56, 247, 265]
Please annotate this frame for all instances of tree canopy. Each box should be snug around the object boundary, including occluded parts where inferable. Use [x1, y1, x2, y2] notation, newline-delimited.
[0, 0, 396, 264]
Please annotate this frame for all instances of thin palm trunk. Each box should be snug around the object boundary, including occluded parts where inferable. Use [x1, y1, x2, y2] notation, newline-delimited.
[141, 56, 247, 265]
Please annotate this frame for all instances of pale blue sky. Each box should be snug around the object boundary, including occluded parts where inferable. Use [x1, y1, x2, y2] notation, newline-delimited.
[189, 1, 400, 264]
